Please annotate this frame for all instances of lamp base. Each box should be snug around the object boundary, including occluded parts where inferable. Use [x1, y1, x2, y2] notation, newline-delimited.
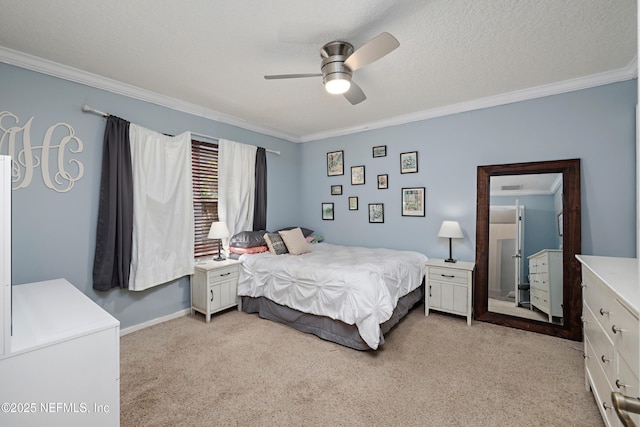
[214, 240, 225, 261]
[444, 258, 457, 263]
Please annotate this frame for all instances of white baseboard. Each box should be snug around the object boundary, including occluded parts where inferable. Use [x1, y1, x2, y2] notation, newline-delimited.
[120, 308, 191, 336]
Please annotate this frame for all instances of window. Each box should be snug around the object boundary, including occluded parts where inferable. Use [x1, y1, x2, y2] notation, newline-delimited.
[192, 139, 219, 259]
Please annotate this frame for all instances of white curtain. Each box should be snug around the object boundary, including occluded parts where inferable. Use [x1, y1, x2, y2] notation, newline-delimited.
[218, 139, 257, 248]
[128, 125, 194, 291]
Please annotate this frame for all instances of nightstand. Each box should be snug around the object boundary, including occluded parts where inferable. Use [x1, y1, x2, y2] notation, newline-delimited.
[191, 259, 242, 322]
[425, 259, 475, 325]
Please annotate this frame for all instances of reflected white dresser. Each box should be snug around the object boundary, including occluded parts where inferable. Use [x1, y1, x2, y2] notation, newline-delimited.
[528, 249, 563, 322]
[577, 255, 640, 427]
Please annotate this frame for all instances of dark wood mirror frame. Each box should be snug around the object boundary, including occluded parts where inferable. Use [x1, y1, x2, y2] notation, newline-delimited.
[474, 158, 582, 341]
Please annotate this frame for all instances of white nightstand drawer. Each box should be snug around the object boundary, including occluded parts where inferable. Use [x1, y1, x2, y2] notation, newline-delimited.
[429, 267, 468, 285]
[208, 265, 239, 283]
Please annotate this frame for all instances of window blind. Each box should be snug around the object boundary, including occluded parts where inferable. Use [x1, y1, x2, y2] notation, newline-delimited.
[192, 140, 219, 258]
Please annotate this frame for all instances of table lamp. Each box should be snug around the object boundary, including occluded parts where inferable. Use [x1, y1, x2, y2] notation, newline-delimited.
[208, 221, 230, 261]
[438, 220, 464, 263]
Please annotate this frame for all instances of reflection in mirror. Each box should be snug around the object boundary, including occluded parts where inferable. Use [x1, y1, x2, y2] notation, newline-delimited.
[487, 173, 563, 325]
[474, 159, 582, 341]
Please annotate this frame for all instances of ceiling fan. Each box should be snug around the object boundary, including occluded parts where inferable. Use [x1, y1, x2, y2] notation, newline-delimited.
[264, 32, 400, 105]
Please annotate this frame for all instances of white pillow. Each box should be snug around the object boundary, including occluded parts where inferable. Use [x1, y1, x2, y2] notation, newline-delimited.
[278, 227, 310, 255]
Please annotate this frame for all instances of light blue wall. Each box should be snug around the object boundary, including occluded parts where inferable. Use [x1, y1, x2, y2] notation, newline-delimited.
[301, 80, 637, 261]
[2, 61, 636, 331]
[1, 63, 299, 329]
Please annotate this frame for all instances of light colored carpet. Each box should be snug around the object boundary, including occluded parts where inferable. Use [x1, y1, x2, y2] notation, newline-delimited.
[120, 303, 604, 427]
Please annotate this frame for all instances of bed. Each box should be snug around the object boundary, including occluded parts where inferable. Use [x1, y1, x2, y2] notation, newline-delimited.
[236, 240, 428, 350]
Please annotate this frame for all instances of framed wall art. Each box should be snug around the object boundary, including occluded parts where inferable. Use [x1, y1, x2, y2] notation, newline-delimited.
[401, 187, 425, 217]
[400, 151, 418, 174]
[331, 185, 342, 195]
[368, 203, 384, 223]
[348, 197, 358, 210]
[377, 174, 388, 189]
[351, 165, 365, 185]
[372, 145, 387, 158]
[557, 211, 563, 236]
[322, 202, 334, 220]
[327, 150, 344, 176]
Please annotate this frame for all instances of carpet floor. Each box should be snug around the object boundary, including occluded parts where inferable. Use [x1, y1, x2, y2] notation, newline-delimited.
[120, 303, 604, 426]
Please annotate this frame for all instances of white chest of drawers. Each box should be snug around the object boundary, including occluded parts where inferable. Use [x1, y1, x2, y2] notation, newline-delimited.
[577, 255, 640, 427]
[191, 259, 242, 322]
[528, 249, 563, 322]
[0, 279, 120, 427]
[425, 259, 475, 325]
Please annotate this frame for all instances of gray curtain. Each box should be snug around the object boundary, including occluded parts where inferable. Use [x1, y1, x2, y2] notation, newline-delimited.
[253, 147, 267, 231]
[93, 116, 134, 291]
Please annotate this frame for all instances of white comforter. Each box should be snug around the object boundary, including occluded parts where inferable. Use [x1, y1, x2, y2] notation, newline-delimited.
[237, 243, 428, 349]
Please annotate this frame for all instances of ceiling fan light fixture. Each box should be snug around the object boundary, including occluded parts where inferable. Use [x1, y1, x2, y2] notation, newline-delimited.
[324, 73, 351, 95]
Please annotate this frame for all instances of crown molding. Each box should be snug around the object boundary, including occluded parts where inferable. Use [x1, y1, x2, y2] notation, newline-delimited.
[1, 46, 636, 144]
[300, 58, 638, 142]
[0, 46, 299, 143]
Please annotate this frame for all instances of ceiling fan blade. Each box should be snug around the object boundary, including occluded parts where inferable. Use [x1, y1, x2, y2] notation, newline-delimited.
[344, 32, 399, 72]
[344, 81, 366, 105]
[264, 73, 323, 80]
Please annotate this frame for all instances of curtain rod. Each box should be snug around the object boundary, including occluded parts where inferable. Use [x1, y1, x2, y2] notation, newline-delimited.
[190, 132, 280, 155]
[81, 104, 280, 155]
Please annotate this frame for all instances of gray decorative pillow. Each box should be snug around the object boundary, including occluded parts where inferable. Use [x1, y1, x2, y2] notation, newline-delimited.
[263, 232, 289, 255]
[229, 230, 267, 248]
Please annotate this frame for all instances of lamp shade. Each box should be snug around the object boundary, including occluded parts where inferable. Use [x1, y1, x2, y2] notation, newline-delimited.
[438, 221, 463, 239]
[207, 221, 229, 239]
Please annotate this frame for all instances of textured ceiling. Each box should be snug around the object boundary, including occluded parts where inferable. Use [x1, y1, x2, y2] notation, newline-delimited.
[0, 0, 637, 142]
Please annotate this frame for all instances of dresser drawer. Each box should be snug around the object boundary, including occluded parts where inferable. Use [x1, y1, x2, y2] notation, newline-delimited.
[612, 298, 639, 374]
[584, 304, 616, 383]
[531, 288, 549, 312]
[583, 269, 617, 335]
[429, 267, 468, 285]
[208, 265, 239, 284]
[584, 335, 618, 427]
[617, 351, 640, 398]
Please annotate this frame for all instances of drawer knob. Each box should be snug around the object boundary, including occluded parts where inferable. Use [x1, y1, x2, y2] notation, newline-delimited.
[580, 282, 588, 288]
[210, 289, 214, 302]
[603, 402, 612, 410]
[601, 355, 611, 363]
[440, 274, 455, 278]
[599, 308, 609, 316]
[616, 379, 628, 389]
[612, 325, 625, 334]
[219, 272, 231, 277]
[583, 353, 590, 359]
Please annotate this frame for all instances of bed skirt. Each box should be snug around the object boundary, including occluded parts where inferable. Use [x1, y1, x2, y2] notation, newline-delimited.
[240, 284, 424, 350]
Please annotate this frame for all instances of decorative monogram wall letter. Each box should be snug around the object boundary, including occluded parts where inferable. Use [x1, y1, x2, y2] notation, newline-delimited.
[0, 111, 84, 192]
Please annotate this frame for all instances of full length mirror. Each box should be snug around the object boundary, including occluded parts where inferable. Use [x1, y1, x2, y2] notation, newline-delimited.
[474, 159, 582, 340]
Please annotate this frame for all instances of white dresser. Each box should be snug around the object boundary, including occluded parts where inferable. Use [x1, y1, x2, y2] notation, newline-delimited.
[0, 279, 120, 427]
[577, 255, 640, 427]
[528, 249, 563, 322]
